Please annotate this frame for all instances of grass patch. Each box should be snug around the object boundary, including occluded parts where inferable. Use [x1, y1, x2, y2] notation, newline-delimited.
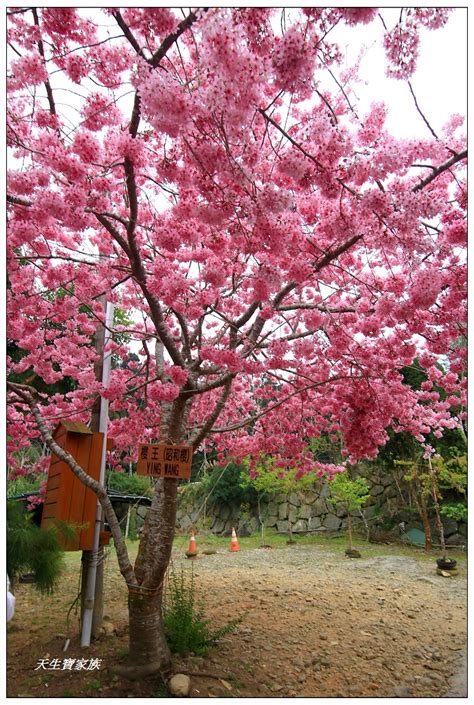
[169, 529, 467, 565]
[86, 679, 101, 691]
[152, 680, 170, 698]
[116, 530, 467, 571]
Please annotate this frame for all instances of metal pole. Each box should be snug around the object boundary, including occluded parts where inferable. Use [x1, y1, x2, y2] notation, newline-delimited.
[80, 300, 114, 647]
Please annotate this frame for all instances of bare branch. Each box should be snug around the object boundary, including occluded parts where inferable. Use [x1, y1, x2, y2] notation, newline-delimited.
[188, 377, 234, 447]
[407, 81, 457, 156]
[31, 9, 57, 121]
[111, 10, 148, 61]
[412, 149, 467, 192]
[257, 107, 359, 197]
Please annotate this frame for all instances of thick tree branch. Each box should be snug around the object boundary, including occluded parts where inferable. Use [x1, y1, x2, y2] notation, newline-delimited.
[149, 9, 208, 69]
[314, 234, 363, 271]
[120, 9, 208, 138]
[91, 211, 132, 257]
[7, 193, 32, 207]
[118, 158, 186, 369]
[188, 377, 234, 448]
[32, 9, 57, 120]
[412, 149, 467, 192]
[193, 372, 235, 395]
[111, 10, 148, 61]
[277, 303, 355, 313]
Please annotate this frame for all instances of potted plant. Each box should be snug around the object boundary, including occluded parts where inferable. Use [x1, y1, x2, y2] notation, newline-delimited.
[397, 449, 466, 571]
[328, 472, 370, 558]
[428, 457, 458, 573]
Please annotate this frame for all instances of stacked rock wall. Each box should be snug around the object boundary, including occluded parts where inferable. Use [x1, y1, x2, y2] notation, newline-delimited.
[174, 466, 466, 545]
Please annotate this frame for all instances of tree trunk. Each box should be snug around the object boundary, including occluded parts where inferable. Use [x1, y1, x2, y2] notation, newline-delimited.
[347, 514, 353, 551]
[257, 494, 265, 546]
[126, 588, 171, 677]
[119, 476, 178, 676]
[416, 494, 432, 552]
[428, 458, 446, 559]
[118, 390, 193, 676]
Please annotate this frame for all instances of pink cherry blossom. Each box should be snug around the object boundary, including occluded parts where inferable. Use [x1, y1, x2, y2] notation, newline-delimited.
[6, 7, 466, 488]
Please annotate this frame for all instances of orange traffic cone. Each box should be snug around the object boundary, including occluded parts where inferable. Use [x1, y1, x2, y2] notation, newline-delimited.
[230, 527, 240, 552]
[185, 533, 197, 558]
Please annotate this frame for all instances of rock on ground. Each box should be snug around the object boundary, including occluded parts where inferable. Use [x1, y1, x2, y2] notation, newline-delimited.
[168, 674, 191, 697]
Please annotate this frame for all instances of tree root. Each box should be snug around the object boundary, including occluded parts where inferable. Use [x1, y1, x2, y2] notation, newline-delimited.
[178, 670, 224, 680]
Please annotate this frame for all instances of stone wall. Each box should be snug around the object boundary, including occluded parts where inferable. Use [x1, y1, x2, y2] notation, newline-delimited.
[174, 466, 466, 546]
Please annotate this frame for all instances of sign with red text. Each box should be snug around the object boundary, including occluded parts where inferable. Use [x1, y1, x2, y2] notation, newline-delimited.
[136, 443, 192, 479]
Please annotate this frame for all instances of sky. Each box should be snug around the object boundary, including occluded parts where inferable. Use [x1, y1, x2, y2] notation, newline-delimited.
[329, 7, 467, 139]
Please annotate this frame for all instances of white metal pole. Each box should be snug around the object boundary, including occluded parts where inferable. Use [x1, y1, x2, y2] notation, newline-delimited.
[81, 300, 115, 647]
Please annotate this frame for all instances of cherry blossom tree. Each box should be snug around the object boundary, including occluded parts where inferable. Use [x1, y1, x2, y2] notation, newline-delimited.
[7, 7, 466, 676]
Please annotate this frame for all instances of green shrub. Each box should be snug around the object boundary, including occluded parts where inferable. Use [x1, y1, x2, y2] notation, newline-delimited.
[179, 462, 258, 513]
[164, 565, 241, 655]
[7, 474, 43, 498]
[7, 501, 75, 593]
[440, 502, 467, 522]
[106, 470, 153, 497]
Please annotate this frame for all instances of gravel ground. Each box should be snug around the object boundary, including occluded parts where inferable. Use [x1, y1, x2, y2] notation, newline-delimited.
[171, 544, 467, 698]
[7, 541, 467, 698]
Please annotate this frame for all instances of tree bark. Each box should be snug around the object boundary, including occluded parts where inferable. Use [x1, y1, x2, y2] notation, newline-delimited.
[347, 513, 353, 551]
[428, 458, 446, 559]
[9, 383, 188, 676]
[122, 472, 179, 675]
[416, 494, 432, 552]
[127, 588, 171, 676]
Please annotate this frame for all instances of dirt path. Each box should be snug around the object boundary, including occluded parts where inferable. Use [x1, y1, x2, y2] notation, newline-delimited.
[7, 543, 467, 698]
[176, 546, 467, 698]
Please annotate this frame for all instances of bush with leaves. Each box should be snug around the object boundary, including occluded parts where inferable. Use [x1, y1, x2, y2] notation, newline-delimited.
[440, 502, 467, 522]
[397, 448, 467, 553]
[7, 501, 75, 593]
[241, 456, 317, 544]
[179, 461, 258, 517]
[164, 565, 241, 656]
[7, 473, 43, 498]
[328, 473, 370, 552]
[106, 469, 153, 497]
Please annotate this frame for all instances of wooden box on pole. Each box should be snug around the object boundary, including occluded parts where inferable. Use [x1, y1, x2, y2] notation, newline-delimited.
[41, 421, 112, 551]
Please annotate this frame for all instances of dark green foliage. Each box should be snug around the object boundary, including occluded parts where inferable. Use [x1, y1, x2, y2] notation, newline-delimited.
[106, 470, 153, 497]
[164, 565, 241, 656]
[198, 462, 258, 508]
[7, 501, 74, 593]
[309, 435, 343, 465]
